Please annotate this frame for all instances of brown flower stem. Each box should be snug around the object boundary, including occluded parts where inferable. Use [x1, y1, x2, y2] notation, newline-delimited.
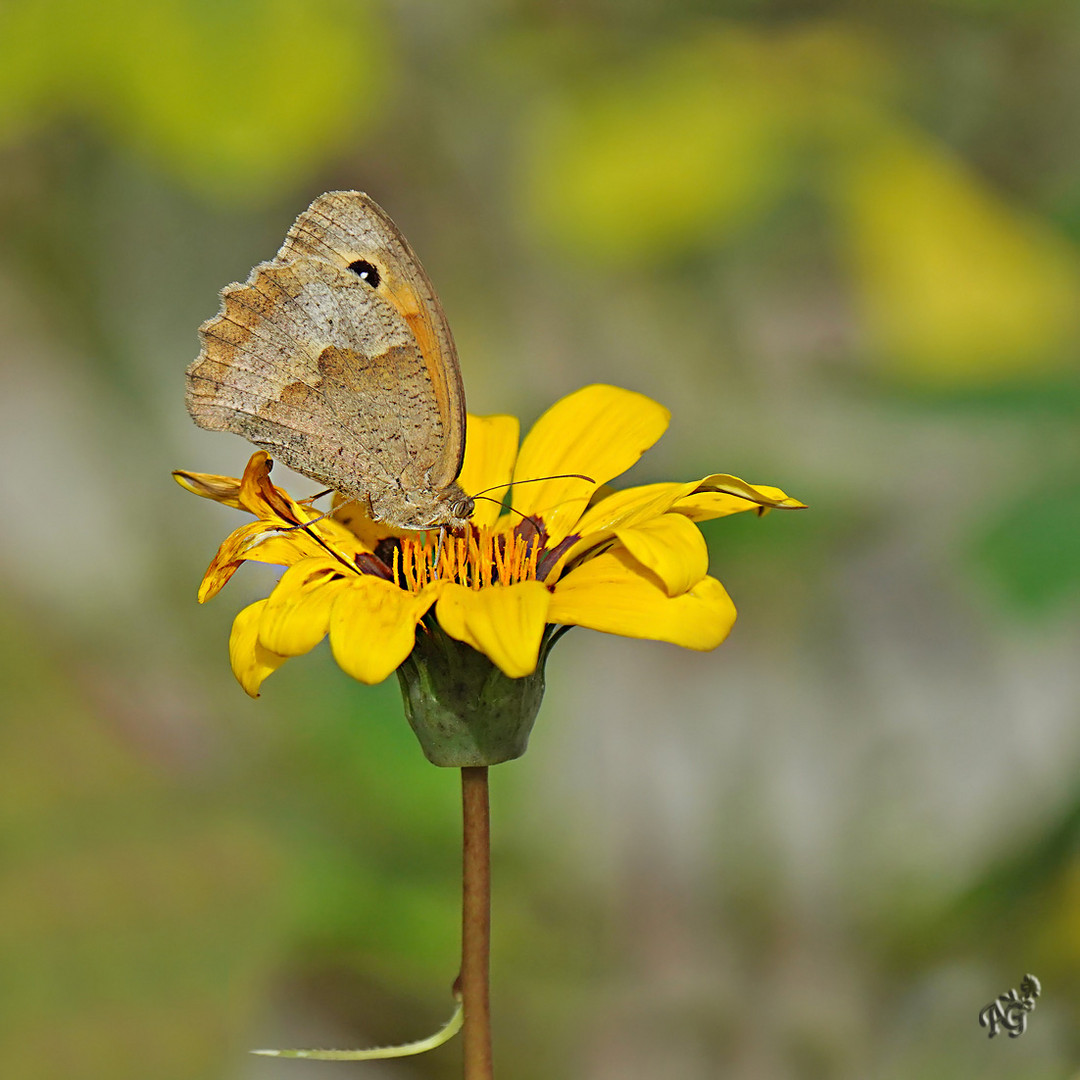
[460, 765, 493, 1079]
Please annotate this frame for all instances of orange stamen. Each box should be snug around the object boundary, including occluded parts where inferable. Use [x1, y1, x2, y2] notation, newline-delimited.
[514, 536, 526, 581]
[444, 535, 456, 581]
[468, 533, 481, 589]
[394, 522, 544, 593]
[402, 538, 414, 591]
[482, 530, 494, 587]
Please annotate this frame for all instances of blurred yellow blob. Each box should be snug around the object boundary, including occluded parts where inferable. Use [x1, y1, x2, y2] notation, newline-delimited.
[519, 30, 791, 265]
[517, 26, 894, 268]
[0, 0, 386, 204]
[837, 129, 1080, 383]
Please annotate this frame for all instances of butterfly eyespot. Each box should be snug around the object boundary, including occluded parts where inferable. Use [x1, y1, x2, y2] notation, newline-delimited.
[347, 259, 381, 288]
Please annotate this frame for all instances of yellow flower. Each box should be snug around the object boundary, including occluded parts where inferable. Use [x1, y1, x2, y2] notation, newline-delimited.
[176, 384, 803, 754]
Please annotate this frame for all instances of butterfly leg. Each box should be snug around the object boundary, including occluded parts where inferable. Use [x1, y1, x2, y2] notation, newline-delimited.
[299, 488, 335, 506]
[283, 507, 335, 530]
[433, 527, 447, 579]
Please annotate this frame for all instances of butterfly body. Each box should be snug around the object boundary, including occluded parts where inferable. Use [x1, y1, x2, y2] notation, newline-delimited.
[186, 191, 472, 530]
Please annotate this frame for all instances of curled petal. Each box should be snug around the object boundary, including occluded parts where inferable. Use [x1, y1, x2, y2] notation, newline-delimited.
[553, 475, 805, 577]
[198, 521, 323, 602]
[176, 454, 354, 541]
[549, 549, 736, 650]
[613, 513, 708, 597]
[578, 475, 804, 535]
[198, 522, 289, 602]
[237, 451, 337, 526]
[172, 469, 243, 509]
[435, 581, 551, 678]
[512, 385, 670, 545]
[677, 475, 807, 519]
[239, 452, 296, 519]
[458, 414, 521, 527]
[198, 553, 244, 604]
[259, 559, 349, 656]
[230, 600, 290, 697]
[330, 579, 439, 685]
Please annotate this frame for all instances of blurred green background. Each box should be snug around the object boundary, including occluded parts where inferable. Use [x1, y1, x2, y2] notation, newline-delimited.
[2, 1, 1079, 1077]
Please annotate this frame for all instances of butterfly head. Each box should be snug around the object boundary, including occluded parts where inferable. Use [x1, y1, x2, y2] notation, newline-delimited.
[374, 481, 474, 532]
[431, 484, 475, 531]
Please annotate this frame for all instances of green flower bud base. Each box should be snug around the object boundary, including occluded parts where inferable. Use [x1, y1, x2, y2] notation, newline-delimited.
[396, 623, 547, 766]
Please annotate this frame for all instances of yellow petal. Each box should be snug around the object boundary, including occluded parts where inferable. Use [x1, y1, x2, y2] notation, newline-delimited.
[674, 490, 786, 520]
[613, 513, 708, 597]
[578, 475, 804, 536]
[197, 522, 282, 602]
[241, 533, 332, 566]
[435, 581, 551, 678]
[232, 451, 355, 536]
[259, 559, 349, 656]
[239, 451, 302, 520]
[457, 414, 521, 527]
[172, 468, 243, 509]
[230, 600, 290, 697]
[197, 521, 322, 602]
[331, 495, 398, 547]
[549, 549, 736, 650]
[329, 579, 438, 685]
[550, 475, 803, 581]
[574, 481, 687, 536]
[512, 385, 670, 545]
[681, 474, 806, 515]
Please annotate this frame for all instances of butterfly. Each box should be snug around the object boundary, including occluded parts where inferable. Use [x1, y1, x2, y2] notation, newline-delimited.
[185, 191, 473, 530]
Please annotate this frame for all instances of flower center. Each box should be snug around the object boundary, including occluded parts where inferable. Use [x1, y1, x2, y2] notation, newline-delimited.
[395, 527, 541, 591]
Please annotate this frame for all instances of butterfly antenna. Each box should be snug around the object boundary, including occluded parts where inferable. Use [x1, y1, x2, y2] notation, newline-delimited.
[471, 496, 543, 535]
[469, 473, 594, 499]
[469, 475, 593, 536]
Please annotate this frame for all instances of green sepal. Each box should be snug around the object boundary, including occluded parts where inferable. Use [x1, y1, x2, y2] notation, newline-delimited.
[396, 620, 548, 767]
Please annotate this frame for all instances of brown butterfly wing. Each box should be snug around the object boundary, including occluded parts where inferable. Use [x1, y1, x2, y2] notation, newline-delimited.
[186, 257, 454, 513]
[274, 190, 465, 489]
[186, 192, 466, 517]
